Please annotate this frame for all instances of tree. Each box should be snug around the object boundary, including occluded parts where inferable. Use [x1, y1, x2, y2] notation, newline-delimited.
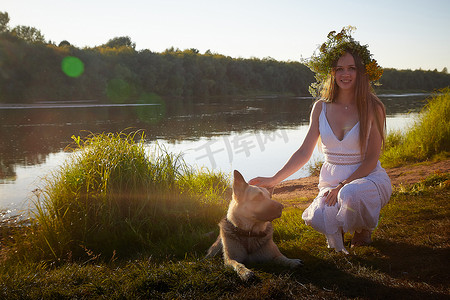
[104, 36, 136, 49]
[0, 11, 9, 32]
[11, 25, 45, 43]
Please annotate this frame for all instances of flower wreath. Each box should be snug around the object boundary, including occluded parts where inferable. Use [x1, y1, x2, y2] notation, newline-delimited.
[303, 26, 383, 97]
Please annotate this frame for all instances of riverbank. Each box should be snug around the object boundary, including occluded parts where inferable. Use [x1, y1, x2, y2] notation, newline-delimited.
[1, 158, 448, 299]
[1, 158, 448, 225]
[273, 158, 450, 205]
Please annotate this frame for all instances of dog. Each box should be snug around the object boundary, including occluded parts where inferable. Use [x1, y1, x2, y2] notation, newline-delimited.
[206, 170, 303, 281]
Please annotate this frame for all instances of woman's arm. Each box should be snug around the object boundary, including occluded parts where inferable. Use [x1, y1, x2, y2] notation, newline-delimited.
[249, 101, 322, 188]
[324, 103, 384, 206]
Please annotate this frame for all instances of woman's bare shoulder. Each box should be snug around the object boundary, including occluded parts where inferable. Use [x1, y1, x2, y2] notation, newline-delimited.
[309, 100, 324, 123]
[311, 99, 325, 112]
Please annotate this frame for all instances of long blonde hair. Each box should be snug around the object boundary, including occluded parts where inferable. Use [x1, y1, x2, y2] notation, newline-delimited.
[319, 51, 386, 154]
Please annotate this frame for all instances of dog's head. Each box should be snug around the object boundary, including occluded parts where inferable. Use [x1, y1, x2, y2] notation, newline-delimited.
[229, 170, 284, 222]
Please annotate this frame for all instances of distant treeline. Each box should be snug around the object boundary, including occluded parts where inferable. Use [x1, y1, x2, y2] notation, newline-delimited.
[0, 11, 449, 103]
[377, 68, 449, 92]
[0, 33, 317, 103]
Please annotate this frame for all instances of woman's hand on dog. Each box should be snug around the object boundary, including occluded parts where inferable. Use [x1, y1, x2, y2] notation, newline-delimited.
[249, 176, 275, 189]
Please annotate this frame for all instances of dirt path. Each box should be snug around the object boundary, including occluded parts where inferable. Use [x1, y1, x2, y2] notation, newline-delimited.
[272, 159, 450, 203]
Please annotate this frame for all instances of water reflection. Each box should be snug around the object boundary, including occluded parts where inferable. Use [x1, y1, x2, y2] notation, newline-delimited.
[0, 94, 429, 214]
[379, 93, 428, 115]
[0, 97, 315, 178]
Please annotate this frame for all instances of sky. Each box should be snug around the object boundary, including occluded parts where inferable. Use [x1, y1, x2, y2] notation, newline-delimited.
[3, 0, 450, 71]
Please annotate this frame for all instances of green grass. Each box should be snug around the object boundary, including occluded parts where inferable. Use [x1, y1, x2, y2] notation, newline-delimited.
[381, 88, 450, 168]
[4, 131, 229, 263]
[1, 172, 448, 299]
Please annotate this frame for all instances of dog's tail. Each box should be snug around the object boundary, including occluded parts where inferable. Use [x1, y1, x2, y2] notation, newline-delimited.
[205, 235, 222, 258]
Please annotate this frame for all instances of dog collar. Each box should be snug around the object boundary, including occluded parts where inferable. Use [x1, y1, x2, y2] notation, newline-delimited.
[224, 218, 269, 238]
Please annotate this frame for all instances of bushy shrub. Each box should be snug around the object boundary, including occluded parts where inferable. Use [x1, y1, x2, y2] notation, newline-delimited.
[24, 131, 228, 261]
[381, 88, 450, 167]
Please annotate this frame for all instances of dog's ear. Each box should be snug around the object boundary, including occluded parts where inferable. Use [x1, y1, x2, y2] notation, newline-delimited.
[233, 170, 248, 199]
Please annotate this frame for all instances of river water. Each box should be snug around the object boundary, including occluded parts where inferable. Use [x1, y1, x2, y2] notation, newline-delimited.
[0, 94, 429, 217]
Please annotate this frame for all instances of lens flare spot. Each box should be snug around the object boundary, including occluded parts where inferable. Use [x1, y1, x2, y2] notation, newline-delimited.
[106, 78, 131, 103]
[61, 56, 84, 77]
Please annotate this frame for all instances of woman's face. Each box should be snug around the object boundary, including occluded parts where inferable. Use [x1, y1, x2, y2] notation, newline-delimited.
[334, 52, 357, 91]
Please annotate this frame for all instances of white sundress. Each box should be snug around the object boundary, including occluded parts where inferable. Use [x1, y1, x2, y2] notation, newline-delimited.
[302, 102, 392, 253]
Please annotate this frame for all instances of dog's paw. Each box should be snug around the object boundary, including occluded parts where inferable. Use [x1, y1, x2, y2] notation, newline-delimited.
[238, 269, 256, 282]
[288, 258, 303, 268]
[274, 255, 303, 268]
[235, 264, 256, 281]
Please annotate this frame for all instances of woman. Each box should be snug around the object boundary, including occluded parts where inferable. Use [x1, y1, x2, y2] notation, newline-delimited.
[249, 27, 392, 253]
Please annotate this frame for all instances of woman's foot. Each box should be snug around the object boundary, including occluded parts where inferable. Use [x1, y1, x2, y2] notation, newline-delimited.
[351, 229, 372, 247]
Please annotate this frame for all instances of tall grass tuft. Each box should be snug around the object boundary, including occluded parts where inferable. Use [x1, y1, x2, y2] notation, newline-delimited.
[381, 88, 450, 167]
[16, 131, 228, 262]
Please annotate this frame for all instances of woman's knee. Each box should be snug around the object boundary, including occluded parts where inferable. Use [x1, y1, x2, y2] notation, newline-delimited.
[338, 184, 356, 202]
[338, 184, 361, 209]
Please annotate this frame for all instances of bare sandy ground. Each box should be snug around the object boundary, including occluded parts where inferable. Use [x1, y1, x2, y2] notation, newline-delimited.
[272, 159, 450, 206]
